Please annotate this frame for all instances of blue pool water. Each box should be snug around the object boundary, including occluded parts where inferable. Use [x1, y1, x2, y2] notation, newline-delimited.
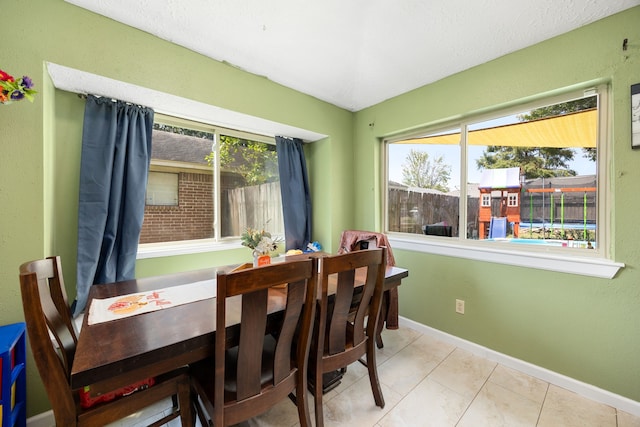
[487, 237, 596, 249]
[520, 222, 596, 230]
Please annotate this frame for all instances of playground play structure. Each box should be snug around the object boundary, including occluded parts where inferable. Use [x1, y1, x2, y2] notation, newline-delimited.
[478, 167, 596, 243]
[478, 167, 521, 239]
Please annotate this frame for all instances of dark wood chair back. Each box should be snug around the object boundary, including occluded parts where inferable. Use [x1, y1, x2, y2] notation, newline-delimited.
[20, 256, 77, 373]
[312, 247, 387, 427]
[19, 256, 192, 426]
[190, 258, 317, 427]
[337, 230, 398, 349]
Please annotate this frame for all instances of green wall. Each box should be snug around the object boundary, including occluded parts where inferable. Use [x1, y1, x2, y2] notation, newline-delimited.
[1, 0, 638, 418]
[0, 0, 352, 416]
[354, 7, 640, 403]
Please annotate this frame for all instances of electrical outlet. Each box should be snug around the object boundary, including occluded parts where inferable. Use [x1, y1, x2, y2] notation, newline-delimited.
[455, 299, 465, 314]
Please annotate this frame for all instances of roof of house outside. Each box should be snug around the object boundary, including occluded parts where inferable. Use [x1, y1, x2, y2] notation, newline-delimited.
[151, 130, 212, 165]
[479, 167, 521, 189]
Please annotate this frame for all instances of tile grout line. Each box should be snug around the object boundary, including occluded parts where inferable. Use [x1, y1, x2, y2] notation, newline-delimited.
[453, 362, 499, 426]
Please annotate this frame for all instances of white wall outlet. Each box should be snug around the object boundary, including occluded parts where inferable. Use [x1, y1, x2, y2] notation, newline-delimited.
[455, 299, 465, 314]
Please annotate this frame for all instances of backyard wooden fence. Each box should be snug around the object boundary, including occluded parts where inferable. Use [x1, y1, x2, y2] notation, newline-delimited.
[388, 186, 596, 238]
[223, 182, 284, 237]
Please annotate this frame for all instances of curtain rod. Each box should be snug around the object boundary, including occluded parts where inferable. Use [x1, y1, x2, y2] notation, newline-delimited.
[77, 93, 151, 109]
[77, 93, 119, 102]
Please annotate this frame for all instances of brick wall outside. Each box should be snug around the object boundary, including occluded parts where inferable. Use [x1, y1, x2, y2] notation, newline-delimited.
[140, 172, 214, 243]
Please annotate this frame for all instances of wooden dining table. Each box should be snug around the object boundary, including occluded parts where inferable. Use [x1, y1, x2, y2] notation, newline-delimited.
[70, 259, 408, 397]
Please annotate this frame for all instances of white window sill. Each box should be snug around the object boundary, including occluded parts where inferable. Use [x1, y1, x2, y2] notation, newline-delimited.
[137, 239, 244, 259]
[388, 236, 624, 279]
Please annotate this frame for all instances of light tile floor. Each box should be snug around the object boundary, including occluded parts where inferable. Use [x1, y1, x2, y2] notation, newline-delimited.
[115, 327, 640, 427]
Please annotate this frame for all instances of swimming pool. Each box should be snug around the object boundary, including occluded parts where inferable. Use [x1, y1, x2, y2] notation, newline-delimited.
[486, 237, 596, 249]
[520, 222, 596, 230]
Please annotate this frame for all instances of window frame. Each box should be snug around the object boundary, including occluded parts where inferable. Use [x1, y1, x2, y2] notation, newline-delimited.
[382, 84, 624, 279]
[138, 113, 282, 255]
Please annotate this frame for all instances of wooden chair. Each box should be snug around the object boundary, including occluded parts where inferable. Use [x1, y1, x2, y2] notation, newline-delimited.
[311, 248, 387, 427]
[337, 230, 398, 349]
[190, 258, 318, 427]
[19, 256, 192, 427]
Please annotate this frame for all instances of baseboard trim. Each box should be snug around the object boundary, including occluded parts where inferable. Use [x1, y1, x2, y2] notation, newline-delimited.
[399, 316, 640, 417]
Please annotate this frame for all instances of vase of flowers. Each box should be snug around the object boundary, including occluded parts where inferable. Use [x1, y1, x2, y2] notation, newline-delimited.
[0, 69, 37, 104]
[240, 227, 283, 267]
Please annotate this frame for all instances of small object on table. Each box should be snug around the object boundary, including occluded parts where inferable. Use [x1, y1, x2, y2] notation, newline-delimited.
[305, 241, 322, 252]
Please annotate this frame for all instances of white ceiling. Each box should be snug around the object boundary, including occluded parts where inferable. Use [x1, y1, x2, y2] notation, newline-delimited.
[65, 0, 638, 112]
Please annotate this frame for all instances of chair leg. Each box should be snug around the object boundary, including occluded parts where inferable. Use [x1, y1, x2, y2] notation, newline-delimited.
[376, 293, 388, 349]
[177, 376, 194, 427]
[314, 367, 325, 427]
[190, 381, 210, 427]
[172, 394, 178, 410]
[295, 370, 312, 427]
[366, 340, 385, 408]
[194, 400, 210, 427]
[375, 329, 384, 349]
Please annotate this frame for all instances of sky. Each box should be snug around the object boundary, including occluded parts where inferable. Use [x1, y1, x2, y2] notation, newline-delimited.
[387, 114, 597, 191]
[388, 144, 596, 191]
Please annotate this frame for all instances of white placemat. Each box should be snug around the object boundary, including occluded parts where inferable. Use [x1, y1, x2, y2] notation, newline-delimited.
[88, 279, 216, 325]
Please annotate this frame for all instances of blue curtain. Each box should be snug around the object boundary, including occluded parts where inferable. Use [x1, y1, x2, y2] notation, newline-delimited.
[73, 95, 154, 315]
[276, 136, 312, 251]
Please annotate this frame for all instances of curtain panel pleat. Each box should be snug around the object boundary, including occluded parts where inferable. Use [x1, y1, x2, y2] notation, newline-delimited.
[276, 136, 312, 251]
[73, 95, 154, 315]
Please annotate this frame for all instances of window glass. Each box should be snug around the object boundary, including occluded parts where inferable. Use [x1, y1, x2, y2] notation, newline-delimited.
[139, 118, 283, 245]
[217, 134, 282, 239]
[386, 89, 601, 252]
[387, 128, 460, 237]
[467, 96, 597, 247]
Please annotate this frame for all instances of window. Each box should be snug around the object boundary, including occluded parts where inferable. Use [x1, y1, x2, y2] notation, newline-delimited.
[139, 115, 284, 245]
[385, 86, 608, 256]
[146, 172, 178, 206]
[387, 127, 461, 236]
